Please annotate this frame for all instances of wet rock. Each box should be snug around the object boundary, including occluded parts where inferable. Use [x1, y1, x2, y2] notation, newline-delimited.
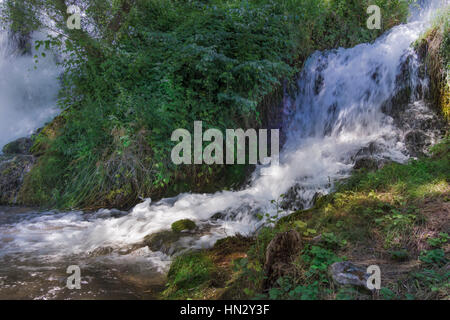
[353, 142, 380, 159]
[351, 142, 393, 171]
[171, 219, 196, 233]
[9, 31, 32, 56]
[353, 156, 391, 171]
[353, 157, 380, 171]
[329, 261, 370, 289]
[280, 185, 305, 211]
[404, 130, 431, 157]
[0, 155, 35, 204]
[210, 212, 226, 220]
[311, 192, 324, 207]
[88, 246, 115, 257]
[263, 230, 302, 288]
[2, 137, 33, 155]
[395, 101, 447, 133]
[143, 230, 184, 255]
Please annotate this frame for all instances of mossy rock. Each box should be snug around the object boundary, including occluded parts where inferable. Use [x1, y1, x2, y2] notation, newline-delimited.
[0, 155, 35, 205]
[143, 230, 182, 255]
[2, 137, 33, 155]
[171, 219, 196, 233]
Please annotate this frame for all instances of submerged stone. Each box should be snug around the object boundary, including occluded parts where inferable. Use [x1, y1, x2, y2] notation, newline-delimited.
[143, 230, 183, 255]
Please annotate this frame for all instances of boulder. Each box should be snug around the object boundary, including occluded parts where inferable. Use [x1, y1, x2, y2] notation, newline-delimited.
[0, 155, 35, 204]
[263, 230, 302, 288]
[329, 261, 370, 289]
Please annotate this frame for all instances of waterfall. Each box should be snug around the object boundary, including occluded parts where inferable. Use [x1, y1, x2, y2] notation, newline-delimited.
[0, 0, 446, 290]
[0, 30, 60, 150]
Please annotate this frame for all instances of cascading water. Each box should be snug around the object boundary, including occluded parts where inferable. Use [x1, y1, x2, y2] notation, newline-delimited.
[0, 30, 60, 150]
[0, 0, 446, 299]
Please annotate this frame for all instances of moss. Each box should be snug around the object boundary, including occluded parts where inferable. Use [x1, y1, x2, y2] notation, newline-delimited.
[160, 235, 253, 300]
[171, 219, 196, 233]
[415, 7, 450, 122]
[162, 251, 216, 299]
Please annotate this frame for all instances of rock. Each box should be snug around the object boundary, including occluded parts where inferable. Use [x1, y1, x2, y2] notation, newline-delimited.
[404, 130, 431, 157]
[263, 230, 302, 288]
[351, 142, 393, 171]
[2, 137, 33, 155]
[311, 192, 324, 207]
[353, 156, 392, 171]
[9, 31, 32, 56]
[353, 157, 380, 171]
[0, 155, 35, 204]
[88, 246, 115, 257]
[311, 234, 323, 244]
[171, 219, 196, 233]
[329, 261, 370, 289]
[280, 185, 306, 211]
[143, 230, 183, 255]
[353, 142, 380, 159]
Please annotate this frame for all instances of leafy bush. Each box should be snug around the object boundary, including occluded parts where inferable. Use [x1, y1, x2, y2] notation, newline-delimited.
[419, 249, 448, 267]
[427, 232, 449, 248]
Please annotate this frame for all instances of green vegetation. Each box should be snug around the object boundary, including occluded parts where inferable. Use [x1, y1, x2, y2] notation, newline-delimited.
[171, 219, 196, 233]
[162, 251, 216, 299]
[161, 235, 252, 299]
[415, 6, 450, 121]
[0, 0, 410, 209]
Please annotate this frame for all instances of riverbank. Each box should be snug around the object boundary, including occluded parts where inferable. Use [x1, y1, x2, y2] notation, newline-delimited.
[162, 136, 448, 300]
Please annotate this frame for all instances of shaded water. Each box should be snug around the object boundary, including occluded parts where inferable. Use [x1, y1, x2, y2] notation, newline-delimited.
[0, 0, 446, 299]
